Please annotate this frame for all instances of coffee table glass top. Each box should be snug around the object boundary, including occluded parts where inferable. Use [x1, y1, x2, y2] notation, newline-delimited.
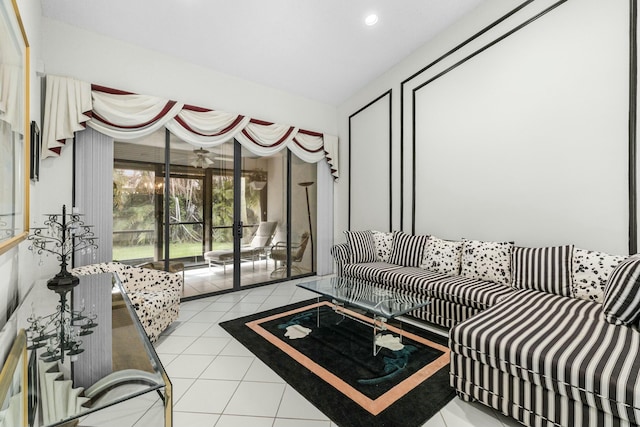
[297, 276, 429, 319]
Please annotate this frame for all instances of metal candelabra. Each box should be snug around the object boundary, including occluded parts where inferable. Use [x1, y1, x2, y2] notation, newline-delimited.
[28, 204, 98, 288]
[26, 296, 98, 363]
[27, 204, 99, 362]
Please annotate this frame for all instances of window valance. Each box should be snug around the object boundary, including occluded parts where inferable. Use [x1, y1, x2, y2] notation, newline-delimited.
[42, 75, 339, 179]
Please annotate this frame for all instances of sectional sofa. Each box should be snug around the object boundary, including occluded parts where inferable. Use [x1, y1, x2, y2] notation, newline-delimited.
[331, 230, 640, 427]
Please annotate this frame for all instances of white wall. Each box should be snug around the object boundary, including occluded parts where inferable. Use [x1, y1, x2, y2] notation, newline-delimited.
[337, 0, 633, 255]
[349, 93, 391, 232]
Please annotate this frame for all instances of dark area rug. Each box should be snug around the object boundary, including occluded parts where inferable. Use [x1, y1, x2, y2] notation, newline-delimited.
[220, 299, 455, 427]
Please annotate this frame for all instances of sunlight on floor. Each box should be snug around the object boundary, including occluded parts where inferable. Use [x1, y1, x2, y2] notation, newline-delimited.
[182, 260, 311, 298]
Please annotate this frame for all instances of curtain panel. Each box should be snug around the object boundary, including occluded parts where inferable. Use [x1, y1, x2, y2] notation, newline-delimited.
[42, 75, 339, 179]
[0, 64, 23, 132]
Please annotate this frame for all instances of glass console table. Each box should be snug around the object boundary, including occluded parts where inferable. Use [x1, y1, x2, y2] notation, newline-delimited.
[5, 272, 172, 427]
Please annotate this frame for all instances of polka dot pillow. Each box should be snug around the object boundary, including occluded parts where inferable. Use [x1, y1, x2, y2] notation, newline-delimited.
[460, 239, 513, 285]
[371, 230, 394, 262]
[572, 248, 627, 303]
[420, 236, 463, 276]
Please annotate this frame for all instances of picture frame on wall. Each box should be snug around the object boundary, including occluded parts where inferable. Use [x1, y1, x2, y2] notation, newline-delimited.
[30, 121, 40, 182]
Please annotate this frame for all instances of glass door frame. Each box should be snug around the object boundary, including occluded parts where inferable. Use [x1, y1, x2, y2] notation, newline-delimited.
[231, 140, 242, 290]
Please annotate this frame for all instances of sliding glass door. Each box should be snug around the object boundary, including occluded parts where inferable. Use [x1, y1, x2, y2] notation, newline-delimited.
[236, 144, 274, 288]
[290, 154, 317, 278]
[113, 129, 317, 298]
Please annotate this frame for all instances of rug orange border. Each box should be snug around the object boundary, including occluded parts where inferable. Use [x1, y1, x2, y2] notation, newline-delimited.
[246, 301, 450, 416]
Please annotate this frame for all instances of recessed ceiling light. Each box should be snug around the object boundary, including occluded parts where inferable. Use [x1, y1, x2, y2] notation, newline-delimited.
[364, 14, 379, 26]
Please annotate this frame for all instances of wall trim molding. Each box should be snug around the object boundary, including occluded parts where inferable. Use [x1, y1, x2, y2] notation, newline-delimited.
[348, 90, 393, 231]
[629, 0, 638, 254]
[411, 0, 567, 233]
[399, 0, 534, 231]
[407, 0, 637, 252]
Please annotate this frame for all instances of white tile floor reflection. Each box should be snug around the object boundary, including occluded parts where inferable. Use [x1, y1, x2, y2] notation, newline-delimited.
[94, 278, 525, 427]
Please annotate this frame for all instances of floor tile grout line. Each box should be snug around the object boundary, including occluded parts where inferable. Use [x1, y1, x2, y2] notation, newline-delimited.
[272, 381, 289, 426]
[438, 411, 449, 427]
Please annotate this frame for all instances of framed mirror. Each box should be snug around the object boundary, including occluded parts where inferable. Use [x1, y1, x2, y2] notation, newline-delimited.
[0, 0, 30, 255]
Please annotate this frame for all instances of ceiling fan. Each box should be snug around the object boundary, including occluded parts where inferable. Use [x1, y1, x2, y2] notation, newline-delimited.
[191, 148, 214, 168]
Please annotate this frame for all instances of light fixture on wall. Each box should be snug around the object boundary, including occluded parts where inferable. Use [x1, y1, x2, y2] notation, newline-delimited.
[250, 169, 268, 191]
[191, 148, 214, 168]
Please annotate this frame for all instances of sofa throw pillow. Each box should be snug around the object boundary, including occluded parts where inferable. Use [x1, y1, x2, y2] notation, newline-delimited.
[511, 245, 574, 297]
[603, 255, 640, 325]
[460, 239, 513, 285]
[572, 248, 627, 303]
[420, 236, 463, 276]
[371, 230, 394, 262]
[344, 230, 377, 263]
[388, 231, 429, 267]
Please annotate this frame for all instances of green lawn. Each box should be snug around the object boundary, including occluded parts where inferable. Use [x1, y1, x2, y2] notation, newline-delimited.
[113, 241, 232, 261]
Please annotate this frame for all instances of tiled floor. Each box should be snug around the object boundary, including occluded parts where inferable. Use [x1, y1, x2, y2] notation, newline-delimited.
[91, 278, 525, 427]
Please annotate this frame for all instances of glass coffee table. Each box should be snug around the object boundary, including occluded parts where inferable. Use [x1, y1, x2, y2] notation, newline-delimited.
[297, 276, 430, 356]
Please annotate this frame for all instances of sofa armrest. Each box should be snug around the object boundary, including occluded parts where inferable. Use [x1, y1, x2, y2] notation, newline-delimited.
[330, 243, 350, 276]
[71, 262, 113, 276]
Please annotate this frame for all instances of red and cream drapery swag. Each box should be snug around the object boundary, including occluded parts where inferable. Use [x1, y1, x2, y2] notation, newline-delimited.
[42, 75, 339, 179]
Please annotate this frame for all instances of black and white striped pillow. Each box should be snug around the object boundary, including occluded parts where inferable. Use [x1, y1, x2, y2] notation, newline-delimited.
[603, 255, 640, 325]
[511, 245, 573, 297]
[344, 230, 377, 263]
[388, 231, 429, 267]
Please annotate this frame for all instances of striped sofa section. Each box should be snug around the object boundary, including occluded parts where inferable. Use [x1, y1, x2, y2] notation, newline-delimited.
[378, 267, 514, 327]
[332, 242, 517, 328]
[365, 280, 480, 328]
[335, 255, 514, 328]
[330, 243, 351, 276]
[450, 289, 640, 427]
[342, 262, 402, 283]
[410, 298, 480, 329]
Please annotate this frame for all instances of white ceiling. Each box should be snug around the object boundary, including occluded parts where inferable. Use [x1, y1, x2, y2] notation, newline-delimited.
[40, 0, 484, 106]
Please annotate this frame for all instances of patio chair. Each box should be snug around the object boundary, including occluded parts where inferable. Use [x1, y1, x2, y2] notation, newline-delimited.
[204, 221, 277, 273]
[270, 232, 310, 277]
